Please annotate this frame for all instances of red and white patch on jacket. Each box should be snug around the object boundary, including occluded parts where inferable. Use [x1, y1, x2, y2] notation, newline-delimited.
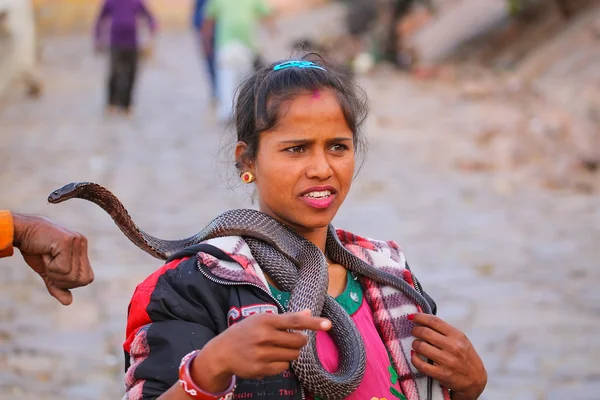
[227, 304, 278, 326]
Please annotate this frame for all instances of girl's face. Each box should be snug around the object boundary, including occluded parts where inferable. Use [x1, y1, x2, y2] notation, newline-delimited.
[240, 89, 355, 235]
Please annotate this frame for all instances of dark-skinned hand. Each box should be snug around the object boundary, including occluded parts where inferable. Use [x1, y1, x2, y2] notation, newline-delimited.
[409, 313, 487, 400]
[13, 213, 94, 305]
[190, 310, 331, 393]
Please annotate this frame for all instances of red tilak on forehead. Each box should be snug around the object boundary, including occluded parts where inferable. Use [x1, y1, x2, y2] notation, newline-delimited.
[312, 89, 321, 99]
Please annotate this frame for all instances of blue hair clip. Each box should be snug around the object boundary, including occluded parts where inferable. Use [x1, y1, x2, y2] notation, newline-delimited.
[273, 60, 326, 72]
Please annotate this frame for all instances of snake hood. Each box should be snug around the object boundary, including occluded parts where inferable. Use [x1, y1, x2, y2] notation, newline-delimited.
[123, 232, 445, 400]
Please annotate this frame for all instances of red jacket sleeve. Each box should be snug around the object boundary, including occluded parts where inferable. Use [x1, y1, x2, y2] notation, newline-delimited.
[123, 256, 227, 399]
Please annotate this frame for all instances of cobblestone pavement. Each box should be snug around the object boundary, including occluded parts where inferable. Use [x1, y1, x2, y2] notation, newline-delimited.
[0, 28, 599, 400]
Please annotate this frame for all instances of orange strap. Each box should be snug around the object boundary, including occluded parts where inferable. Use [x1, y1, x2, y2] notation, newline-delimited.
[0, 210, 14, 258]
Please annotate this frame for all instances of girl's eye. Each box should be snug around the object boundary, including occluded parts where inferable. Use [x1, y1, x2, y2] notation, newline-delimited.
[331, 144, 348, 152]
[285, 146, 305, 153]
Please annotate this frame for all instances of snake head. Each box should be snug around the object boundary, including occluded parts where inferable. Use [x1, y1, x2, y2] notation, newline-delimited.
[47, 182, 90, 203]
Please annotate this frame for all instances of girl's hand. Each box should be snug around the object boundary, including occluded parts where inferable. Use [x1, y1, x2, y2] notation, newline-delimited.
[409, 313, 487, 400]
[191, 310, 331, 393]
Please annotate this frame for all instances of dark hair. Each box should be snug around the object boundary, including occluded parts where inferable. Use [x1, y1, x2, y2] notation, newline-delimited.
[234, 53, 369, 171]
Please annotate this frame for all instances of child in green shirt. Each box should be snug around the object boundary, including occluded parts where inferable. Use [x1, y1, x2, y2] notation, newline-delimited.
[202, 0, 273, 122]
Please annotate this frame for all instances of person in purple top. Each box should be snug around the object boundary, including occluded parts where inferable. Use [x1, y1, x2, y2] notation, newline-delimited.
[94, 0, 157, 116]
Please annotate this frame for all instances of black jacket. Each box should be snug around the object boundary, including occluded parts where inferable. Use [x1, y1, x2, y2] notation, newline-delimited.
[123, 241, 437, 400]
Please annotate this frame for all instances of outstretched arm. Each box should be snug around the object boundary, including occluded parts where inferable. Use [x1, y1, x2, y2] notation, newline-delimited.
[0, 210, 94, 305]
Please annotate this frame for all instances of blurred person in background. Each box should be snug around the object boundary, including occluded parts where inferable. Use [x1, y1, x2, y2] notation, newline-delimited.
[343, 0, 378, 72]
[201, 0, 275, 123]
[342, 0, 433, 72]
[0, 0, 42, 97]
[192, 0, 218, 105]
[380, 0, 434, 68]
[0, 210, 94, 306]
[93, 0, 157, 117]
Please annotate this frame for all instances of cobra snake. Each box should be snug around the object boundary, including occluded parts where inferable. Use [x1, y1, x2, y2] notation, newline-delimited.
[48, 181, 433, 400]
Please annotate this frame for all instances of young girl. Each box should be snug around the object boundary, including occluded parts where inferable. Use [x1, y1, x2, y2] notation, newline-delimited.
[123, 56, 487, 400]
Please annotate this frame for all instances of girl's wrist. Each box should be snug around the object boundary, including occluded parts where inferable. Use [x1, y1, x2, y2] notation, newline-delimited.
[189, 343, 234, 394]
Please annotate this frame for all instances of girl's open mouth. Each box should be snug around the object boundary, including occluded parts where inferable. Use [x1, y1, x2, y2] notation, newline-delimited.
[300, 190, 336, 209]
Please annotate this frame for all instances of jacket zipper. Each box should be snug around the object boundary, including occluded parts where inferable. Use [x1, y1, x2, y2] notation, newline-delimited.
[413, 274, 424, 296]
[197, 260, 305, 400]
[405, 264, 424, 297]
[197, 260, 286, 312]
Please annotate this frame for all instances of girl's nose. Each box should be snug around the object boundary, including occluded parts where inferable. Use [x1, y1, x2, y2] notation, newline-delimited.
[306, 152, 333, 180]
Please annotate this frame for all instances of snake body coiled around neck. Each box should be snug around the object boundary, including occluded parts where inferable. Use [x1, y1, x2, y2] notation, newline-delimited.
[48, 181, 433, 400]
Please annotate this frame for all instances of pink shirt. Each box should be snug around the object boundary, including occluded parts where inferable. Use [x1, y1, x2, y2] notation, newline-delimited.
[309, 299, 405, 400]
[270, 272, 405, 400]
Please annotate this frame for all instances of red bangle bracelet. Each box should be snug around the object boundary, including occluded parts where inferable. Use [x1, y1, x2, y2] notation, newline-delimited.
[178, 350, 237, 400]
